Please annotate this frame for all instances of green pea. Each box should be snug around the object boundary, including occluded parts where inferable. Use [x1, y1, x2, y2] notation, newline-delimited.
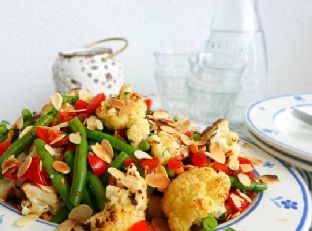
[202, 215, 218, 231]
[191, 133, 201, 141]
[166, 167, 176, 179]
[138, 139, 150, 151]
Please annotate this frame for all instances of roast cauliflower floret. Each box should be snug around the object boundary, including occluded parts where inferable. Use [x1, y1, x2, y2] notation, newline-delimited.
[127, 118, 150, 146]
[85, 164, 148, 231]
[149, 131, 180, 164]
[21, 183, 63, 216]
[162, 167, 230, 231]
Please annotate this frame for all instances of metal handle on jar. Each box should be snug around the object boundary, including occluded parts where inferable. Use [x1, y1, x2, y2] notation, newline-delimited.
[84, 37, 128, 59]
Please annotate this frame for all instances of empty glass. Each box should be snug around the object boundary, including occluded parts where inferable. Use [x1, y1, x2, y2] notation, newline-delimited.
[187, 53, 245, 124]
[154, 52, 194, 115]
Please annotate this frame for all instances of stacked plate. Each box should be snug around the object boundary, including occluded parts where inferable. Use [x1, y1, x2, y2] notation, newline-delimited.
[246, 93, 312, 172]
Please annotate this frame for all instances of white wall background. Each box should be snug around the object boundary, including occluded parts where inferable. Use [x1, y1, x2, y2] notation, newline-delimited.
[0, 0, 312, 120]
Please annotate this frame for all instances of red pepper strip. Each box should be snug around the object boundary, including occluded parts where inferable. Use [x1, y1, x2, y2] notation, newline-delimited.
[144, 98, 153, 111]
[212, 162, 230, 175]
[0, 131, 14, 156]
[86, 93, 106, 114]
[88, 152, 108, 177]
[167, 157, 183, 171]
[227, 191, 250, 213]
[35, 126, 62, 145]
[129, 220, 155, 231]
[51, 137, 70, 147]
[20, 156, 50, 186]
[140, 157, 159, 171]
[3, 163, 20, 180]
[57, 111, 76, 123]
[192, 152, 209, 168]
[238, 157, 253, 165]
[124, 157, 136, 167]
[74, 100, 88, 110]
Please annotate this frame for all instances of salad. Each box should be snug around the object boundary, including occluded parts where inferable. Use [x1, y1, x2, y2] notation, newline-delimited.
[0, 85, 278, 231]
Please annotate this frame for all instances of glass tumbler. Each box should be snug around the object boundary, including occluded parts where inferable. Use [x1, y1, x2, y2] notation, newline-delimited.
[187, 53, 245, 124]
[154, 52, 194, 115]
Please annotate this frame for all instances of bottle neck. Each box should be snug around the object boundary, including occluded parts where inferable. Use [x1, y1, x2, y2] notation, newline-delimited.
[211, 0, 262, 32]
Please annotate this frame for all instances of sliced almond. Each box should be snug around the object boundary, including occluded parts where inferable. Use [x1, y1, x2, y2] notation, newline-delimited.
[19, 126, 33, 139]
[107, 167, 125, 180]
[259, 174, 280, 184]
[110, 98, 125, 109]
[119, 102, 136, 115]
[53, 161, 70, 174]
[86, 116, 103, 130]
[180, 134, 194, 146]
[15, 117, 24, 130]
[15, 214, 39, 227]
[240, 164, 254, 173]
[154, 165, 168, 176]
[73, 225, 84, 231]
[78, 89, 93, 103]
[68, 204, 93, 224]
[237, 173, 251, 186]
[244, 156, 263, 166]
[50, 92, 63, 111]
[101, 139, 114, 159]
[153, 110, 169, 120]
[91, 143, 112, 163]
[194, 140, 206, 146]
[237, 190, 251, 203]
[1, 158, 18, 172]
[158, 118, 177, 127]
[44, 144, 57, 156]
[53, 122, 69, 130]
[69, 133, 81, 144]
[55, 219, 77, 231]
[177, 120, 191, 134]
[50, 133, 67, 145]
[206, 143, 226, 164]
[230, 193, 245, 209]
[160, 125, 177, 134]
[17, 156, 32, 178]
[134, 150, 152, 160]
[146, 173, 170, 189]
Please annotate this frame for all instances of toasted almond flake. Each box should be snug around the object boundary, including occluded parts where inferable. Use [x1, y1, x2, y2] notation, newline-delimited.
[177, 120, 191, 134]
[8, 154, 15, 160]
[15, 117, 24, 130]
[108, 167, 125, 180]
[110, 98, 125, 109]
[55, 219, 77, 231]
[244, 156, 263, 166]
[50, 92, 63, 111]
[230, 193, 244, 209]
[78, 89, 93, 102]
[237, 190, 252, 203]
[91, 143, 112, 163]
[86, 116, 103, 130]
[53, 122, 69, 130]
[101, 139, 114, 159]
[52, 161, 70, 174]
[160, 125, 177, 134]
[15, 214, 39, 227]
[154, 165, 168, 177]
[153, 110, 169, 119]
[240, 164, 254, 173]
[50, 134, 67, 145]
[19, 126, 33, 139]
[146, 173, 170, 189]
[73, 225, 84, 231]
[119, 102, 136, 115]
[17, 156, 32, 178]
[44, 144, 57, 156]
[134, 150, 152, 160]
[69, 133, 81, 144]
[180, 134, 194, 146]
[237, 173, 251, 186]
[207, 143, 226, 164]
[1, 158, 18, 172]
[184, 164, 196, 171]
[259, 175, 280, 184]
[68, 204, 93, 224]
[146, 115, 155, 120]
[194, 140, 206, 146]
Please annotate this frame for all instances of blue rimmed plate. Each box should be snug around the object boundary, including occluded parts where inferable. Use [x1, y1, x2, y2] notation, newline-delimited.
[246, 94, 312, 164]
[0, 141, 311, 231]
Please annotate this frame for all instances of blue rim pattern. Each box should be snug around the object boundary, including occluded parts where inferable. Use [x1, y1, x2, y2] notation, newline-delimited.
[246, 94, 312, 159]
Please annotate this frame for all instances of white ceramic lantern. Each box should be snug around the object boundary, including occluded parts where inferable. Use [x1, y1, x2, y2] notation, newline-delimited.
[52, 37, 127, 95]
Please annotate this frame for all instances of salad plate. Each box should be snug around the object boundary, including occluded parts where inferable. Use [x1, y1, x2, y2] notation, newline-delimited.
[0, 141, 311, 231]
[246, 94, 312, 163]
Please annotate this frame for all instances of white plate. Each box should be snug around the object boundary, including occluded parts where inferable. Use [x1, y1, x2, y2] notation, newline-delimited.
[0, 142, 311, 231]
[247, 129, 312, 172]
[246, 94, 312, 163]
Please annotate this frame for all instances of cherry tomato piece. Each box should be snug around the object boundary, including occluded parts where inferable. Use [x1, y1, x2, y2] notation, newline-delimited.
[167, 157, 183, 172]
[192, 152, 209, 167]
[58, 112, 76, 122]
[140, 158, 159, 171]
[238, 157, 252, 165]
[124, 157, 136, 167]
[212, 162, 230, 175]
[21, 156, 50, 186]
[129, 220, 155, 231]
[88, 152, 108, 177]
[35, 126, 62, 144]
[51, 137, 70, 147]
[227, 191, 250, 213]
[0, 131, 14, 156]
[74, 100, 88, 110]
[3, 163, 20, 180]
[86, 93, 106, 114]
[145, 98, 153, 111]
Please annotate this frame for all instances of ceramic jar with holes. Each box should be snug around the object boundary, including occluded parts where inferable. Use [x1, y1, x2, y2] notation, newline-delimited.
[52, 38, 128, 96]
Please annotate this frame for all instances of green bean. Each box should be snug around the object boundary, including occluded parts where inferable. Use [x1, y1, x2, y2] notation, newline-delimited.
[69, 117, 88, 206]
[224, 228, 236, 231]
[22, 108, 33, 129]
[101, 151, 128, 185]
[35, 139, 73, 209]
[202, 215, 218, 231]
[83, 186, 98, 212]
[87, 171, 106, 211]
[86, 130, 135, 156]
[0, 124, 8, 134]
[166, 167, 176, 179]
[0, 114, 54, 179]
[229, 176, 267, 192]
[138, 139, 150, 151]
[62, 95, 78, 105]
[0, 133, 8, 143]
[51, 208, 70, 224]
[63, 151, 74, 169]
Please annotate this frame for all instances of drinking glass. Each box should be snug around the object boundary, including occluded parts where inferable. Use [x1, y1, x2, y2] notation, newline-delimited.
[154, 52, 194, 115]
[187, 53, 245, 124]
